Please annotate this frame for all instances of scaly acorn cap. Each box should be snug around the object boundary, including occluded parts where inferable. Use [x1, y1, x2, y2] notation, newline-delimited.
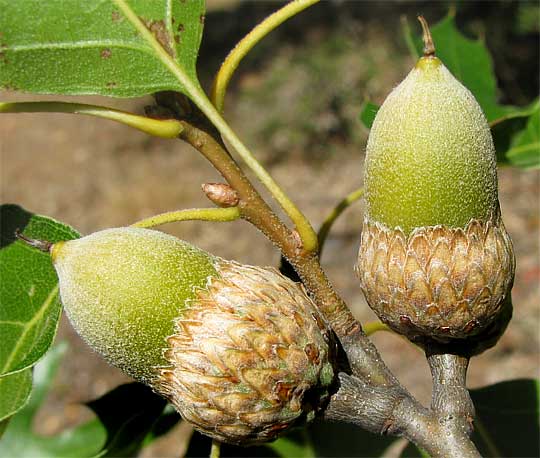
[50, 227, 335, 444]
[156, 261, 336, 445]
[356, 18, 515, 346]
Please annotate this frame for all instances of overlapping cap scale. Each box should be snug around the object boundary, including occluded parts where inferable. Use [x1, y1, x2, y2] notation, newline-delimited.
[156, 261, 336, 445]
[357, 47, 514, 347]
[52, 227, 336, 445]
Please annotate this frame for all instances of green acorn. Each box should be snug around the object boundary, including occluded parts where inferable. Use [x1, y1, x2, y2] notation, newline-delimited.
[356, 18, 515, 346]
[35, 227, 336, 445]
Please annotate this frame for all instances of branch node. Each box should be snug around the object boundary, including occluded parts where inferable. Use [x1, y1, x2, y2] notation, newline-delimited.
[381, 418, 394, 435]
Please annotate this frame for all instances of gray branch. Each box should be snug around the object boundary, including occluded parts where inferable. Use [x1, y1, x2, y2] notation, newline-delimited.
[324, 370, 481, 458]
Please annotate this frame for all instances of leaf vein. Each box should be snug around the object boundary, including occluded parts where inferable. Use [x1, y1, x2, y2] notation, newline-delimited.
[8, 40, 154, 57]
[0, 285, 59, 375]
[0, 320, 25, 326]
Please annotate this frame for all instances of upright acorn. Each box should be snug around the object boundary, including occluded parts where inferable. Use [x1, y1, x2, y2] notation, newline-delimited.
[43, 227, 336, 445]
[356, 18, 515, 346]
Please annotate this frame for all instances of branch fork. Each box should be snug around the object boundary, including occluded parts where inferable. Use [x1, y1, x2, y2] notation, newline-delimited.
[152, 92, 481, 456]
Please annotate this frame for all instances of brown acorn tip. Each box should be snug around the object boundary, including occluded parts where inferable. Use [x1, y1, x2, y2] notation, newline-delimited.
[356, 211, 515, 344]
[418, 16, 436, 57]
[15, 229, 53, 253]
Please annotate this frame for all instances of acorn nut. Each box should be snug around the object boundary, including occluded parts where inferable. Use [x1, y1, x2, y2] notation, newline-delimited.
[49, 227, 335, 445]
[356, 18, 515, 346]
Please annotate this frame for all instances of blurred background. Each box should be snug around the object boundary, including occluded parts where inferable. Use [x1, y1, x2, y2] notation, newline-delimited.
[1, 0, 539, 456]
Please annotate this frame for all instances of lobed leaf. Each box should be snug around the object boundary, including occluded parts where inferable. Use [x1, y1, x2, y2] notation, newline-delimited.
[185, 420, 399, 457]
[185, 431, 281, 458]
[267, 430, 316, 458]
[0, 0, 205, 97]
[308, 420, 397, 457]
[400, 442, 430, 457]
[0, 204, 79, 379]
[360, 12, 518, 127]
[141, 404, 182, 447]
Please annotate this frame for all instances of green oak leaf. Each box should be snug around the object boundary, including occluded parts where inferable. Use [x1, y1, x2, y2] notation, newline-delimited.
[359, 14, 537, 169]
[0, 343, 107, 458]
[186, 421, 398, 457]
[402, 379, 540, 458]
[358, 101, 379, 130]
[506, 104, 540, 169]
[0, 0, 205, 97]
[87, 383, 168, 457]
[361, 11, 520, 127]
[267, 430, 316, 458]
[411, 13, 514, 122]
[308, 420, 397, 457]
[142, 404, 182, 447]
[0, 204, 79, 381]
[0, 369, 32, 422]
[410, 13, 538, 164]
[471, 379, 540, 457]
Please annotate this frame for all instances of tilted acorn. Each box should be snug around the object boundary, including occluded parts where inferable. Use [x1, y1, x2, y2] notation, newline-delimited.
[356, 18, 515, 346]
[47, 227, 336, 445]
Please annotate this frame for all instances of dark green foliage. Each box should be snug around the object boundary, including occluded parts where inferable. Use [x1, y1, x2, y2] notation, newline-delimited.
[0, 205, 79, 420]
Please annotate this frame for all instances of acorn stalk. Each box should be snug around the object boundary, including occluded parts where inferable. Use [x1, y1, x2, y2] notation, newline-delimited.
[44, 227, 335, 445]
[356, 18, 515, 346]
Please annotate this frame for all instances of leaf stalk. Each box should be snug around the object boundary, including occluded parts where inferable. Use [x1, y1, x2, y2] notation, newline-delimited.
[211, 0, 320, 112]
[0, 102, 182, 138]
[113, 0, 318, 253]
[317, 187, 363, 256]
[131, 207, 240, 229]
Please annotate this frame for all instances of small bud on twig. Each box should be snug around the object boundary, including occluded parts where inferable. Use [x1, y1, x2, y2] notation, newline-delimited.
[202, 183, 240, 208]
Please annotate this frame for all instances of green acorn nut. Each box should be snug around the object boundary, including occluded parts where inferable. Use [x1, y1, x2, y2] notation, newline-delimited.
[356, 18, 515, 345]
[50, 227, 335, 445]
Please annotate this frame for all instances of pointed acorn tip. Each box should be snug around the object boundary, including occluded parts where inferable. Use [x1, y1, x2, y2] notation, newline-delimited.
[418, 15, 436, 57]
[15, 229, 53, 253]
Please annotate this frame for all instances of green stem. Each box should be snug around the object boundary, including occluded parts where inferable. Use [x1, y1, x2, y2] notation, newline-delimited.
[177, 120, 360, 338]
[401, 15, 420, 59]
[113, 0, 318, 253]
[211, 0, 320, 112]
[0, 101, 182, 138]
[363, 320, 422, 351]
[210, 440, 221, 458]
[489, 99, 540, 128]
[363, 321, 391, 337]
[318, 187, 364, 255]
[132, 207, 240, 228]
